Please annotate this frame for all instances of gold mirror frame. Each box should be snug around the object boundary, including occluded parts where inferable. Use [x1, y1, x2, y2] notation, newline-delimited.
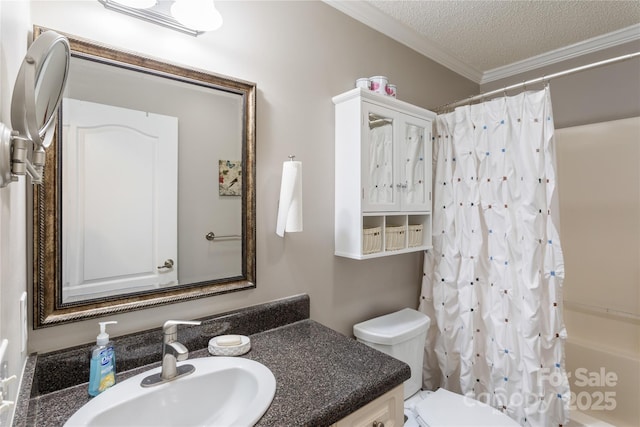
[32, 26, 256, 328]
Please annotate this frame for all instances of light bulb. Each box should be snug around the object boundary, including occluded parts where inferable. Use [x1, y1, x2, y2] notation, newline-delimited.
[171, 0, 223, 32]
[112, 0, 157, 8]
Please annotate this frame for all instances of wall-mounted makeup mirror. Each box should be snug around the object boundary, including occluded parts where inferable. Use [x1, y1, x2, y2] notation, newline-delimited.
[32, 26, 256, 328]
[0, 30, 70, 187]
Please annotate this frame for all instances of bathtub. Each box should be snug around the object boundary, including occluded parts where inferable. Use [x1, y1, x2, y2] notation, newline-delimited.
[570, 410, 615, 427]
[565, 337, 639, 427]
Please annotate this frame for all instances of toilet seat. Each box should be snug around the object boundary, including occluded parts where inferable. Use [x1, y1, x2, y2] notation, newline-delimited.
[414, 388, 520, 427]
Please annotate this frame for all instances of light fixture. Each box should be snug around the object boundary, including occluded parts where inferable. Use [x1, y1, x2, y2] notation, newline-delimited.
[0, 30, 70, 187]
[171, 0, 222, 32]
[98, 0, 222, 36]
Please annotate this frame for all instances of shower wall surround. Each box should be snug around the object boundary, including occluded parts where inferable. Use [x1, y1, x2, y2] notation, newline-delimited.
[556, 117, 640, 426]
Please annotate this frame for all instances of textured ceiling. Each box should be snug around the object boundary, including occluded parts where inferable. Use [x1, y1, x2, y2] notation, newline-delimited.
[327, 1, 640, 83]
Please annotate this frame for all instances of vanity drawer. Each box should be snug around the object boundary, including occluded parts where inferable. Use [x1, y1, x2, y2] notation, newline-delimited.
[332, 384, 404, 427]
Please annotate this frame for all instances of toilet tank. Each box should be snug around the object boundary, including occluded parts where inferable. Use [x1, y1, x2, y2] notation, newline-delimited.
[353, 308, 430, 399]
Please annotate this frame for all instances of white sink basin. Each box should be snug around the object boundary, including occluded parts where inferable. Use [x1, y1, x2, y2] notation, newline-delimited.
[64, 357, 276, 427]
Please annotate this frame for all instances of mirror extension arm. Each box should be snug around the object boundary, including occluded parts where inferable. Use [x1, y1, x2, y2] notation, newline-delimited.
[0, 30, 70, 188]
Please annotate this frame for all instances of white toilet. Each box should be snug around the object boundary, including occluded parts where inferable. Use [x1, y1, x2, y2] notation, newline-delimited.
[353, 308, 519, 427]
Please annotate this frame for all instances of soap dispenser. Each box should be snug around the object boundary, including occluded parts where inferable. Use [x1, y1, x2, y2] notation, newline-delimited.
[88, 320, 118, 397]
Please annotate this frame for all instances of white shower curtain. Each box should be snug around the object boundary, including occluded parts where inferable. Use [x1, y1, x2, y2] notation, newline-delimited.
[419, 87, 570, 426]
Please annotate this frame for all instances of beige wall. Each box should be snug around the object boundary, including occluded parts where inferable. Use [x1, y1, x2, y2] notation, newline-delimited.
[22, 1, 477, 353]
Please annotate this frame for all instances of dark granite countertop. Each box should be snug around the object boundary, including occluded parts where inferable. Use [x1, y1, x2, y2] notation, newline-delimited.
[246, 320, 409, 426]
[19, 296, 410, 426]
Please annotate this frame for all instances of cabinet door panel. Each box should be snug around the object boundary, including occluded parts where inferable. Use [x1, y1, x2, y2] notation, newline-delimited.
[333, 385, 404, 427]
[399, 115, 432, 212]
[362, 103, 398, 212]
[362, 103, 400, 212]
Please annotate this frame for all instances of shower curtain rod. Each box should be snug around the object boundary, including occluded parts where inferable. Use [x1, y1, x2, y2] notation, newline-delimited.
[436, 51, 640, 112]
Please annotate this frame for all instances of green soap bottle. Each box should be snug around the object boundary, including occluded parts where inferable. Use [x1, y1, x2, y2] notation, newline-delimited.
[88, 321, 118, 397]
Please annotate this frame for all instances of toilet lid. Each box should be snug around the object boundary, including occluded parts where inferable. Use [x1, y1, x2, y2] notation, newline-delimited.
[414, 388, 520, 427]
[353, 308, 430, 345]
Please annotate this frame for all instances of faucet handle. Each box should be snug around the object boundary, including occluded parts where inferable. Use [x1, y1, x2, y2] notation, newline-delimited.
[163, 320, 202, 329]
[162, 320, 202, 342]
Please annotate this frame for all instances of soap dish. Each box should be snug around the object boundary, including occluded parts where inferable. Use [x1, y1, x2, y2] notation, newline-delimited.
[208, 335, 251, 356]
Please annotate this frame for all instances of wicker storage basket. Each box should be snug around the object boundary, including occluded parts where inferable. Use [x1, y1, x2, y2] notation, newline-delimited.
[408, 224, 424, 247]
[385, 225, 406, 251]
[362, 227, 382, 254]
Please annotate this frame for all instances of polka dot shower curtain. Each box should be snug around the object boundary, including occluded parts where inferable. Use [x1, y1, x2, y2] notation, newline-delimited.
[419, 87, 570, 426]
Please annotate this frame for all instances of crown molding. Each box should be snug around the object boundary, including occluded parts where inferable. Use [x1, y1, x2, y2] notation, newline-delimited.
[323, 0, 483, 83]
[325, 1, 640, 86]
[481, 24, 640, 84]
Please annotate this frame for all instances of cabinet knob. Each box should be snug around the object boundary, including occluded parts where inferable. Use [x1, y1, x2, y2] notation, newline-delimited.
[372, 422, 385, 427]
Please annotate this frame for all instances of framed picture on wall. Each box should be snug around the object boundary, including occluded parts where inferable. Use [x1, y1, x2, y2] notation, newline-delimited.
[219, 160, 242, 196]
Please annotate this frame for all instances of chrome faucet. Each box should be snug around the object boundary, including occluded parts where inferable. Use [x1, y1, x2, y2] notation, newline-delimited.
[141, 320, 202, 387]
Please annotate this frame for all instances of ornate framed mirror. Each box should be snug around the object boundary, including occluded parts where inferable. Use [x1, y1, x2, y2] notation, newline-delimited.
[32, 26, 256, 328]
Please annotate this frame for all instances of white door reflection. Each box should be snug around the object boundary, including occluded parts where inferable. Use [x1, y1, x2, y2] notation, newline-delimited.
[62, 98, 178, 302]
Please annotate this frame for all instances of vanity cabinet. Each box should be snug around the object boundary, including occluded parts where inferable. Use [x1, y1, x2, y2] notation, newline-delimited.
[333, 88, 435, 259]
[331, 385, 404, 427]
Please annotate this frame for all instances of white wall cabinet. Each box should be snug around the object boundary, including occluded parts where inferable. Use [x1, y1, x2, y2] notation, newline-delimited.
[334, 88, 435, 259]
[331, 385, 404, 427]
